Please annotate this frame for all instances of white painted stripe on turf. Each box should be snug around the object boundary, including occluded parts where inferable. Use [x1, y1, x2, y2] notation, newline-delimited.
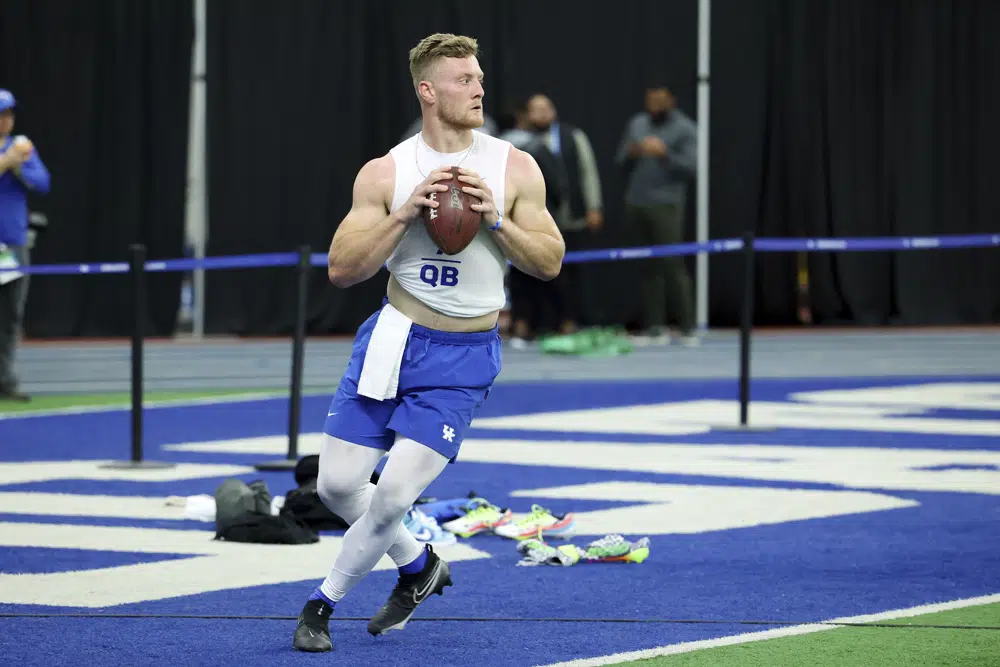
[164, 433, 326, 455]
[474, 399, 1000, 437]
[0, 461, 256, 486]
[510, 482, 918, 536]
[162, 436, 1000, 495]
[0, 522, 491, 607]
[0, 492, 202, 520]
[533, 593, 1000, 667]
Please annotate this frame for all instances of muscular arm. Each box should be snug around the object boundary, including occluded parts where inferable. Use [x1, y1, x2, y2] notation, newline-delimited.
[492, 148, 565, 281]
[327, 156, 406, 288]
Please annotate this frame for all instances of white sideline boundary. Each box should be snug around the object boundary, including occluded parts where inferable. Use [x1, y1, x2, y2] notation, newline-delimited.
[534, 593, 1000, 667]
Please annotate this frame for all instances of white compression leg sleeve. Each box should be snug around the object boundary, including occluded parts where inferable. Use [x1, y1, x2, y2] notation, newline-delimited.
[319, 436, 450, 603]
[316, 435, 426, 571]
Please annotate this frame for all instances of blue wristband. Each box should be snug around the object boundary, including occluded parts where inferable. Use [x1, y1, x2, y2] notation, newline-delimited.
[489, 214, 502, 231]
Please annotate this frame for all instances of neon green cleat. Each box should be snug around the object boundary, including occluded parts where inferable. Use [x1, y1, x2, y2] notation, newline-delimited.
[493, 504, 576, 540]
[441, 499, 512, 538]
[582, 535, 651, 564]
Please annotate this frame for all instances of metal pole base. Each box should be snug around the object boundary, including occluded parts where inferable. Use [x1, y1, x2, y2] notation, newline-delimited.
[706, 423, 779, 432]
[99, 460, 177, 470]
[252, 459, 299, 472]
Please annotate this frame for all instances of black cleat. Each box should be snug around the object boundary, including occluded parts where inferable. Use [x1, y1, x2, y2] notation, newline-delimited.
[368, 546, 453, 636]
[292, 598, 334, 652]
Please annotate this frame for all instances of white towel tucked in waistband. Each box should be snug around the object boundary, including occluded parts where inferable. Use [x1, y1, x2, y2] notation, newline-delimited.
[357, 303, 413, 401]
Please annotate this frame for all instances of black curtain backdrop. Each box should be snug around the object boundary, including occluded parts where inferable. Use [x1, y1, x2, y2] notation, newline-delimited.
[205, 0, 698, 335]
[207, 0, 1000, 335]
[0, 0, 192, 337]
[712, 0, 1000, 326]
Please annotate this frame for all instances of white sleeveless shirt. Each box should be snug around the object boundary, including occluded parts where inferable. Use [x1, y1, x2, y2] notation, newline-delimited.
[385, 130, 510, 318]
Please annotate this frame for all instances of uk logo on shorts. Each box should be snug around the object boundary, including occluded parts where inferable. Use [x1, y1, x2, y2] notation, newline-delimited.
[442, 425, 456, 442]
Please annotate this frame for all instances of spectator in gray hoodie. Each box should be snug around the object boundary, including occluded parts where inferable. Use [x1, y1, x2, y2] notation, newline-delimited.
[616, 84, 699, 346]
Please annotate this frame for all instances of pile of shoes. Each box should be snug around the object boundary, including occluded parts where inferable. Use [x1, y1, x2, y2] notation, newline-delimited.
[515, 534, 650, 567]
[167, 463, 645, 564]
[412, 496, 578, 542]
[413, 493, 512, 539]
[538, 327, 634, 357]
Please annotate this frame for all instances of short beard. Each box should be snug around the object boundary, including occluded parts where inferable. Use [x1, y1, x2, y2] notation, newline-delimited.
[439, 104, 482, 131]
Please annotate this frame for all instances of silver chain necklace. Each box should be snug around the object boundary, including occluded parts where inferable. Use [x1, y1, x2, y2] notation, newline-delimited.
[415, 131, 476, 178]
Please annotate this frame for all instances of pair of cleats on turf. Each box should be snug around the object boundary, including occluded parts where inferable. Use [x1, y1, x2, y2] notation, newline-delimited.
[292, 545, 453, 653]
[440, 500, 575, 541]
[516, 534, 651, 567]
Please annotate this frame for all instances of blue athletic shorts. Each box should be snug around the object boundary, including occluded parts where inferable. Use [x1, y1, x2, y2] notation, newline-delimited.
[323, 301, 502, 461]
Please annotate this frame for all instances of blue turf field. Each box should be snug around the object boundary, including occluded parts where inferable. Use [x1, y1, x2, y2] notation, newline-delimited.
[1, 376, 999, 667]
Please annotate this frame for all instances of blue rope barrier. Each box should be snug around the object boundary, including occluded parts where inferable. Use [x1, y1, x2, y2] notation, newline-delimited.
[7, 232, 998, 276]
[144, 252, 300, 273]
[562, 239, 744, 264]
[754, 233, 1000, 253]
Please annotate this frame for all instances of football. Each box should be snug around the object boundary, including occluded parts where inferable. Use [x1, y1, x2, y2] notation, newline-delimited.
[423, 166, 483, 255]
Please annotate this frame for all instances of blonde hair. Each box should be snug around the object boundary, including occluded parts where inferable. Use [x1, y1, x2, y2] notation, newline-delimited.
[408, 33, 479, 89]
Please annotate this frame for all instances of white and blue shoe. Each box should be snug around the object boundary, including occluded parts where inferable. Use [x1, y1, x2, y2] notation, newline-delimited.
[404, 506, 457, 545]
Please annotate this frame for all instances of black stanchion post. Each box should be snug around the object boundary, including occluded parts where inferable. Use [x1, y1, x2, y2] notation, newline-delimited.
[738, 231, 755, 427]
[101, 244, 174, 470]
[131, 243, 145, 461]
[287, 245, 310, 461]
[254, 245, 311, 472]
[708, 231, 774, 432]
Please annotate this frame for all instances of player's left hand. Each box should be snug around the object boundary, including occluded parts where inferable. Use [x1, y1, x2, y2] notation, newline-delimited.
[456, 168, 500, 228]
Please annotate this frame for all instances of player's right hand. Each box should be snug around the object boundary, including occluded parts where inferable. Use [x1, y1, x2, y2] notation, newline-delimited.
[396, 168, 453, 222]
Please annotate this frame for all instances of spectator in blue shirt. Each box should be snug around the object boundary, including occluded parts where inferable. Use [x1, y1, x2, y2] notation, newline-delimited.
[0, 89, 50, 401]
